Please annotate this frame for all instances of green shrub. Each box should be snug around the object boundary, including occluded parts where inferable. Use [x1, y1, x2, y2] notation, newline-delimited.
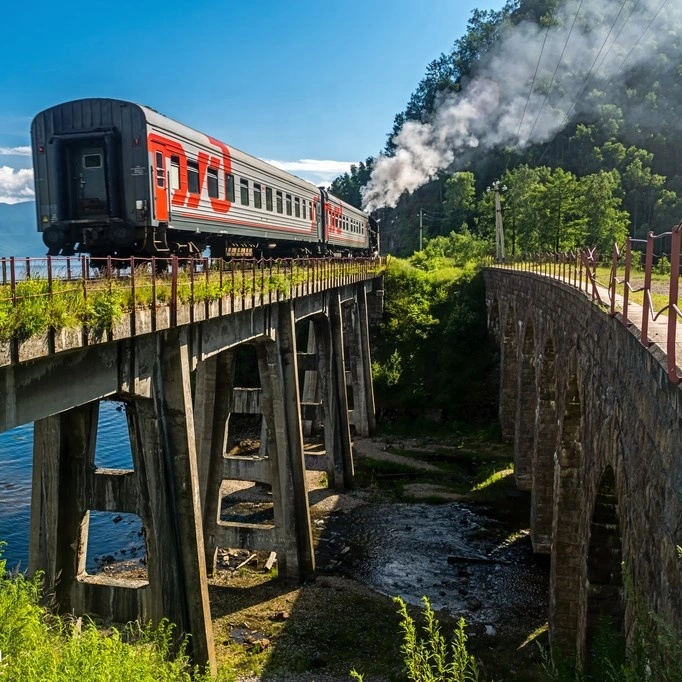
[0, 548, 209, 682]
[351, 596, 481, 682]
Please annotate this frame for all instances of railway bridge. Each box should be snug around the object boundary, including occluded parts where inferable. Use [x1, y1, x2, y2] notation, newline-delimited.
[484, 253, 682, 662]
[0, 257, 383, 675]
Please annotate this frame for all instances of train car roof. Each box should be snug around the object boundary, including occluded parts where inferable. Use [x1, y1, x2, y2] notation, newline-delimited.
[33, 97, 368, 217]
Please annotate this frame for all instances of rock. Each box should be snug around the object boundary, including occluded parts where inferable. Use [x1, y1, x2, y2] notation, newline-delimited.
[112, 515, 123, 524]
[269, 611, 290, 622]
[485, 625, 496, 636]
[311, 652, 328, 668]
[467, 597, 482, 611]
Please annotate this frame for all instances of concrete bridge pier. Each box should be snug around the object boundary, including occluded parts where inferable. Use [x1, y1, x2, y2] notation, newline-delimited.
[344, 287, 377, 438]
[28, 326, 217, 675]
[316, 294, 354, 490]
[200, 301, 315, 582]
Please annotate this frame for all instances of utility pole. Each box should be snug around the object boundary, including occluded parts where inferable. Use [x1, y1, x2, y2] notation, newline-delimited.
[488, 180, 506, 262]
[419, 208, 423, 251]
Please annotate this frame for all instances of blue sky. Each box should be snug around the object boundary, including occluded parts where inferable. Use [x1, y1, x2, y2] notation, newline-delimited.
[0, 0, 506, 203]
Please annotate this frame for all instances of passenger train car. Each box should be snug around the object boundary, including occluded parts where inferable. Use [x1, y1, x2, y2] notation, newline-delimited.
[31, 98, 378, 259]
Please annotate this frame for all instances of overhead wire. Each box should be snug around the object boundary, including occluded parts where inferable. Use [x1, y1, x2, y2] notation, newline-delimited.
[534, 0, 668, 167]
[503, 21, 552, 173]
[525, 0, 586, 146]
[534, 0, 630, 167]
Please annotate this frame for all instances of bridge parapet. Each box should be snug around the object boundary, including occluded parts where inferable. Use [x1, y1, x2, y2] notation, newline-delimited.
[0, 255, 384, 368]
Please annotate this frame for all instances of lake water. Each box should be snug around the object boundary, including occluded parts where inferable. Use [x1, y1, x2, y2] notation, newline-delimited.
[0, 400, 143, 572]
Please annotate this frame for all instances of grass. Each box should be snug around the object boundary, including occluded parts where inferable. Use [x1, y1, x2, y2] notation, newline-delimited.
[354, 434, 515, 508]
[0, 549, 209, 681]
[0, 260, 384, 342]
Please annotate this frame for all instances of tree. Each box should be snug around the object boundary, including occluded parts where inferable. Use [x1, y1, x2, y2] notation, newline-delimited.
[442, 172, 477, 235]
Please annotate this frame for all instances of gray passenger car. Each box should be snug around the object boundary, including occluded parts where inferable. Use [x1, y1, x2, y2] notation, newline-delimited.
[31, 98, 377, 259]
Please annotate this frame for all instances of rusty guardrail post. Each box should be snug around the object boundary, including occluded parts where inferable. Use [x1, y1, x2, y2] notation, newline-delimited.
[641, 232, 654, 346]
[622, 239, 632, 326]
[667, 225, 681, 382]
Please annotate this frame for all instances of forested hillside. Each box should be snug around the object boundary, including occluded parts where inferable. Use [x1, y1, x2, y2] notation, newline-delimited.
[331, 0, 682, 256]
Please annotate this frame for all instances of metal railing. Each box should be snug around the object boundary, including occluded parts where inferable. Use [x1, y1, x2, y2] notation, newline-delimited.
[488, 224, 682, 385]
[0, 255, 385, 346]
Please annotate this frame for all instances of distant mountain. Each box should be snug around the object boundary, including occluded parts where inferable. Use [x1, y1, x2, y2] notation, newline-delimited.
[0, 202, 45, 258]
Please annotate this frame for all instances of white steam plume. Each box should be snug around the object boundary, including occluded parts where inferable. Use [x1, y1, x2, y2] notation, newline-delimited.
[362, 0, 681, 212]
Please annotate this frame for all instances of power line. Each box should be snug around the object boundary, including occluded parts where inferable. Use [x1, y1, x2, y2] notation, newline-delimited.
[534, 0, 668, 167]
[526, 0, 585, 145]
[534, 0, 630, 167]
[604, 0, 669, 89]
[504, 21, 552, 173]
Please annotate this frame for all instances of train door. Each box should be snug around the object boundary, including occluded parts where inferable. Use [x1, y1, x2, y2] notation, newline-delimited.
[69, 144, 108, 219]
[148, 138, 169, 222]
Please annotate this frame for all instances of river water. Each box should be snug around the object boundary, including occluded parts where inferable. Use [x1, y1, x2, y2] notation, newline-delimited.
[0, 400, 143, 572]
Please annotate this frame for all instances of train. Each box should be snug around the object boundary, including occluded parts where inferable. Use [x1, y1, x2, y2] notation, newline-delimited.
[30, 98, 378, 260]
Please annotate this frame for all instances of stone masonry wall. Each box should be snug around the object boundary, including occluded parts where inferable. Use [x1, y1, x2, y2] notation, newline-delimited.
[484, 268, 682, 661]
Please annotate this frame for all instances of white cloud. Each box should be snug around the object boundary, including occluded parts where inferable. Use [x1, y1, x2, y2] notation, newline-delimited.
[0, 166, 35, 204]
[0, 146, 31, 156]
[263, 158, 357, 185]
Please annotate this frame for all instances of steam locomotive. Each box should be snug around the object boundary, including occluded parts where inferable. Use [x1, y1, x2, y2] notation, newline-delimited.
[30, 98, 378, 259]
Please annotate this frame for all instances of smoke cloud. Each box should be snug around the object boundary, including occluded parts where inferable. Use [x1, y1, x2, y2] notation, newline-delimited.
[362, 0, 682, 212]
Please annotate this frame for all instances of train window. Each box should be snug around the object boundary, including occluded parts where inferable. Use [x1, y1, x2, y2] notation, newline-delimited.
[170, 156, 180, 190]
[254, 183, 262, 209]
[207, 167, 219, 199]
[266, 187, 273, 211]
[188, 161, 200, 194]
[240, 178, 249, 206]
[302, 200, 306, 219]
[286, 194, 292, 216]
[276, 191, 283, 214]
[225, 173, 235, 202]
[154, 152, 165, 188]
[294, 197, 300, 218]
[84, 153, 102, 169]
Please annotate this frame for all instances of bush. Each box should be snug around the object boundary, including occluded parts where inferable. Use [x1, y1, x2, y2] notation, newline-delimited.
[0, 547, 210, 681]
[351, 596, 481, 682]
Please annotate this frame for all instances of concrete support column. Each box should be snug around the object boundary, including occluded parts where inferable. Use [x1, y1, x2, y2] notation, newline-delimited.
[152, 327, 216, 675]
[299, 321, 321, 436]
[315, 294, 353, 490]
[29, 402, 98, 607]
[201, 350, 236, 575]
[256, 301, 315, 581]
[356, 284, 377, 436]
[194, 353, 219, 514]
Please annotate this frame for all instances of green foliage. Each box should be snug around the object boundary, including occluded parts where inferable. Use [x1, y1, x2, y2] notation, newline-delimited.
[0, 548, 209, 681]
[373, 252, 497, 423]
[0, 262, 383, 343]
[351, 596, 481, 682]
[331, 0, 682, 256]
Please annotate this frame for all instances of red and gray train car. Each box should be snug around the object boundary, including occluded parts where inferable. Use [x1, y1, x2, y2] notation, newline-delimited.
[30, 98, 378, 259]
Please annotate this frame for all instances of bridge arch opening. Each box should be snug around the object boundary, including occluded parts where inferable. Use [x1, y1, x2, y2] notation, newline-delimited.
[514, 319, 536, 490]
[499, 307, 518, 441]
[584, 465, 624, 662]
[530, 334, 557, 552]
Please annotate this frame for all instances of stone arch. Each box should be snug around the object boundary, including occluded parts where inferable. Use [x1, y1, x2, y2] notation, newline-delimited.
[582, 465, 624, 662]
[499, 305, 518, 441]
[530, 333, 557, 552]
[549, 368, 584, 651]
[514, 317, 536, 490]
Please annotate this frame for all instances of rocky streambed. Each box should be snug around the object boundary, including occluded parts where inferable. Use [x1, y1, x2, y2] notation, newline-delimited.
[210, 434, 551, 682]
